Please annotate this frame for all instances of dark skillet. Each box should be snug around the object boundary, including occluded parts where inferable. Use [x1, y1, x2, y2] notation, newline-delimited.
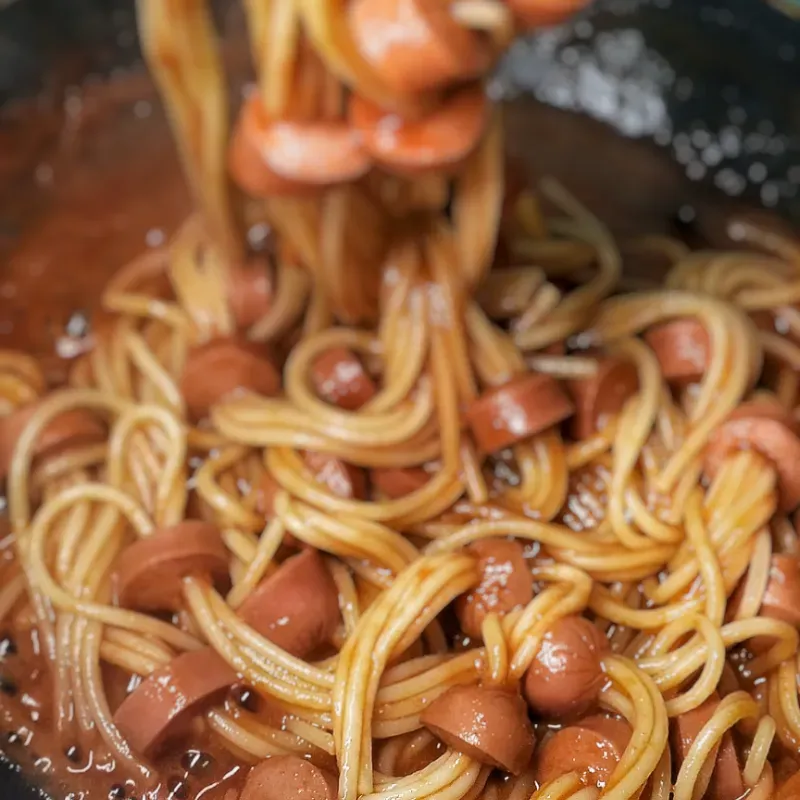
[0, 0, 799, 797]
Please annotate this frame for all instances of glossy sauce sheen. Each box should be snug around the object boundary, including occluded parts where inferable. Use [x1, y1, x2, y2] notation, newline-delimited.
[0, 58, 750, 799]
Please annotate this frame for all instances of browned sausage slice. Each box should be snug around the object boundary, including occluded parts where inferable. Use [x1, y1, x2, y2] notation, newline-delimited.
[776, 771, 800, 800]
[395, 734, 445, 776]
[703, 400, 800, 511]
[421, 685, 535, 774]
[523, 616, 608, 719]
[304, 451, 368, 500]
[508, 0, 591, 29]
[240, 755, 337, 800]
[237, 549, 341, 658]
[535, 715, 631, 789]
[348, 0, 489, 94]
[567, 355, 639, 439]
[349, 86, 489, 176]
[371, 466, 430, 499]
[465, 373, 574, 454]
[0, 403, 105, 481]
[255, 471, 282, 518]
[229, 98, 314, 197]
[230, 95, 370, 190]
[180, 337, 281, 422]
[671, 694, 745, 800]
[113, 647, 236, 755]
[310, 347, 376, 411]
[644, 318, 710, 384]
[228, 259, 273, 330]
[114, 521, 230, 612]
[455, 539, 533, 639]
[759, 554, 800, 627]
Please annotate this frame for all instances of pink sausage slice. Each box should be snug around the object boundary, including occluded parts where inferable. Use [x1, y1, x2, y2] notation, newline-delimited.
[523, 616, 608, 719]
[255, 471, 282, 518]
[535, 715, 631, 789]
[229, 98, 314, 197]
[240, 756, 338, 800]
[310, 346, 376, 411]
[349, 86, 489, 176]
[180, 337, 281, 422]
[455, 539, 533, 639]
[465, 373, 574, 454]
[508, 0, 592, 29]
[304, 451, 368, 500]
[114, 521, 230, 612]
[371, 466, 430, 499]
[253, 472, 305, 550]
[671, 694, 745, 800]
[776, 771, 800, 800]
[760, 554, 800, 627]
[230, 95, 370, 190]
[113, 647, 236, 755]
[644, 318, 710, 384]
[348, 0, 489, 94]
[567, 355, 638, 439]
[237, 549, 341, 658]
[421, 685, 535, 774]
[228, 259, 273, 329]
[0, 403, 105, 481]
[703, 400, 800, 511]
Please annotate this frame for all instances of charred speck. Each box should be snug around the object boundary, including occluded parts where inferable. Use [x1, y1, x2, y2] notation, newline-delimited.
[181, 749, 212, 774]
[65, 744, 81, 762]
[168, 776, 189, 799]
[0, 675, 16, 696]
[0, 634, 17, 658]
[108, 785, 126, 799]
[234, 686, 258, 712]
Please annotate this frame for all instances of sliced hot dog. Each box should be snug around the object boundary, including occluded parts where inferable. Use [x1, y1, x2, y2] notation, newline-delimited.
[0, 402, 105, 481]
[255, 471, 282, 518]
[523, 616, 608, 719]
[644, 318, 710, 384]
[349, 85, 489, 176]
[671, 694, 745, 800]
[310, 346, 376, 411]
[396, 734, 445, 775]
[229, 97, 313, 197]
[253, 472, 304, 550]
[507, 0, 591, 29]
[228, 259, 273, 329]
[703, 400, 800, 511]
[180, 337, 281, 422]
[420, 684, 535, 774]
[759, 554, 800, 627]
[535, 715, 631, 790]
[240, 756, 338, 800]
[567, 355, 638, 439]
[348, 0, 489, 94]
[455, 538, 532, 639]
[776, 771, 800, 800]
[304, 451, 368, 500]
[113, 647, 236, 756]
[465, 372, 574, 454]
[237, 549, 341, 658]
[230, 95, 370, 192]
[114, 521, 230, 612]
[371, 466, 430, 499]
